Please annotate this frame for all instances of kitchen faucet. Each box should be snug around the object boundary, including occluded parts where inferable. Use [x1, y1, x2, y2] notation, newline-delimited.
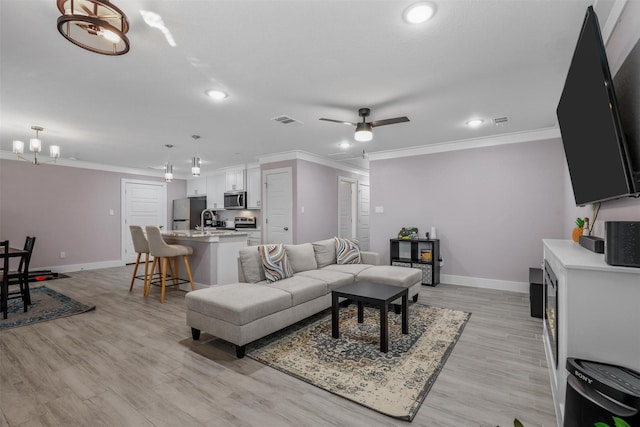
[200, 209, 216, 230]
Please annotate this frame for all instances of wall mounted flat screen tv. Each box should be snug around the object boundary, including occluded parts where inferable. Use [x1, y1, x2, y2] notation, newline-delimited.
[556, 6, 638, 206]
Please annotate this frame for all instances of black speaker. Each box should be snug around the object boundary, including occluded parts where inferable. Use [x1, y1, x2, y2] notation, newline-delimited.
[579, 235, 605, 253]
[605, 221, 640, 268]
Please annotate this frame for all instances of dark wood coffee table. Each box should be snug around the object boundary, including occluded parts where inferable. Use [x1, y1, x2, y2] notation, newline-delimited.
[331, 281, 408, 353]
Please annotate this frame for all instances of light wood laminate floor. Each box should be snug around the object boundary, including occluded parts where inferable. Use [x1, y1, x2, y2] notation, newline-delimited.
[0, 266, 557, 427]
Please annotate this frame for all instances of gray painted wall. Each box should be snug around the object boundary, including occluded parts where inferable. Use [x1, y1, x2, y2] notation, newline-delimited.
[296, 160, 368, 244]
[370, 139, 567, 284]
[0, 159, 185, 269]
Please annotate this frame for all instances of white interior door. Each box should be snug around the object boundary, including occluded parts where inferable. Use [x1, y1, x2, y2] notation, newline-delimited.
[121, 179, 167, 263]
[357, 183, 370, 251]
[264, 167, 293, 244]
[338, 177, 356, 240]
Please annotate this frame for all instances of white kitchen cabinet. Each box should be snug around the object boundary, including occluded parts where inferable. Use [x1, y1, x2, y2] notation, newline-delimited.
[246, 166, 261, 209]
[206, 173, 226, 210]
[225, 168, 245, 191]
[187, 177, 207, 197]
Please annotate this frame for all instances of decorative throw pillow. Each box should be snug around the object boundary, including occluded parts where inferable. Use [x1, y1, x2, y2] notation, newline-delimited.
[334, 237, 362, 265]
[258, 244, 294, 283]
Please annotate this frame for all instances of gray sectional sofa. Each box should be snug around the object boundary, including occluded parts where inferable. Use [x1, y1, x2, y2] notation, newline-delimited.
[185, 238, 422, 358]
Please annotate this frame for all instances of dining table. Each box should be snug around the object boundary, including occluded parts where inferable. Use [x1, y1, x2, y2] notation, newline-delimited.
[1, 246, 30, 319]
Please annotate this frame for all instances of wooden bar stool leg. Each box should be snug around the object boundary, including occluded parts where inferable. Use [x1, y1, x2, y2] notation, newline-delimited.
[145, 257, 158, 297]
[172, 257, 180, 288]
[142, 253, 150, 288]
[161, 257, 168, 303]
[183, 255, 196, 291]
[129, 252, 142, 291]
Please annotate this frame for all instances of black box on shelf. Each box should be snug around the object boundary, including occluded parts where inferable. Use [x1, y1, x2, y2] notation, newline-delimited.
[529, 267, 543, 318]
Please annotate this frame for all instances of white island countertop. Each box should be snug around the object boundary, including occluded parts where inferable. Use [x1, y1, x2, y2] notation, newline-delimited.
[162, 229, 248, 284]
[163, 229, 248, 242]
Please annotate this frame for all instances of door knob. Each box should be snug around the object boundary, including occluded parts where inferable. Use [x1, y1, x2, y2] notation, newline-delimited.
[284, 227, 289, 231]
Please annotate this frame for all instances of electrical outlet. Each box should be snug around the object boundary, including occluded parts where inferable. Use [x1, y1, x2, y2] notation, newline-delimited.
[60, 251, 66, 259]
[375, 206, 384, 213]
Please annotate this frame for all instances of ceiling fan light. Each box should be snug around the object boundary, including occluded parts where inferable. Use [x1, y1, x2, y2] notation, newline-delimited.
[354, 123, 373, 142]
[403, 2, 435, 24]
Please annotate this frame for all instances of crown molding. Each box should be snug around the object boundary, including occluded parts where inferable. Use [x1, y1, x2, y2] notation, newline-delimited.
[3, 127, 560, 176]
[258, 150, 369, 176]
[367, 127, 562, 162]
[0, 150, 177, 178]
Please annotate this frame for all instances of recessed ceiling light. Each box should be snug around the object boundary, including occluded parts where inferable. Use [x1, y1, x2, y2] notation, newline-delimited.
[205, 89, 228, 100]
[339, 141, 351, 149]
[465, 119, 485, 127]
[403, 2, 436, 24]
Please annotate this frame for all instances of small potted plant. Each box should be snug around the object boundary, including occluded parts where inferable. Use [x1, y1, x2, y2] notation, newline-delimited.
[572, 217, 585, 242]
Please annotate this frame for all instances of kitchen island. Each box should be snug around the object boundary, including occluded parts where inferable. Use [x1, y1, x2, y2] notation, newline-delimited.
[163, 230, 248, 286]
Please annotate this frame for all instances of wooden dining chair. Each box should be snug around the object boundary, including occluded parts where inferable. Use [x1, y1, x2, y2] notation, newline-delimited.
[1, 240, 11, 319]
[6, 236, 36, 309]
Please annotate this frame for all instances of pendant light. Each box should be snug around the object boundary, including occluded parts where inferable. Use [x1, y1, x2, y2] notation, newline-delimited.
[191, 135, 201, 176]
[164, 144, 174, 182]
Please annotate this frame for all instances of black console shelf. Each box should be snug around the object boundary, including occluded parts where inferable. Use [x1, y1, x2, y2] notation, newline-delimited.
[390, 238, 440, 286]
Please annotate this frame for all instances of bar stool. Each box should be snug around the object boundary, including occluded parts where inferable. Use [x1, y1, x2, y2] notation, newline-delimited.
[129, 226, 152, 292]
[129, 226, 173, 293]
[144, 226, 195, 303]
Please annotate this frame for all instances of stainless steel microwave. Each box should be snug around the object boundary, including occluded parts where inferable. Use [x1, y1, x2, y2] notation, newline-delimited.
[224, 191, 246, 209]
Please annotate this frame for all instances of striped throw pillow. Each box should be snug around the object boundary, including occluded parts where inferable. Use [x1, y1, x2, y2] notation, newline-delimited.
[334, 237, 361, 265]
[258, 244, 294, 283]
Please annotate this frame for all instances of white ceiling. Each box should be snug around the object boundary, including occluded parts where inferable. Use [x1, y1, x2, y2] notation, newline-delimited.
[0, 0, 610, 176]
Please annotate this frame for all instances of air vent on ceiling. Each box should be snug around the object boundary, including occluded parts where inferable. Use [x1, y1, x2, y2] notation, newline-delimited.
[272, 115, 303, 125]
[493, 116, 510, 126]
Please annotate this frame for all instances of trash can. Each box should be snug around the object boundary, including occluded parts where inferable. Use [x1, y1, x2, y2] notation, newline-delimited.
[564, 358, 640, 427]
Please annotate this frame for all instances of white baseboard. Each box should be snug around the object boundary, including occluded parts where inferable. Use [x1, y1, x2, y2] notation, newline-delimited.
[39, 259, 125, 274]
[440, 274, 529, 294]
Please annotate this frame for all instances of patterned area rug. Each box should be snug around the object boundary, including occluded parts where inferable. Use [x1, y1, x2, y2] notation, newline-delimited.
[0, 286, 95, 330]
[247, 303, 471, 421]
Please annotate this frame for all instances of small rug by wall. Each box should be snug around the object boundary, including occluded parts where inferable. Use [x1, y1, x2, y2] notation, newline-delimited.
[247, 303, 471, 421]
[0, 286, 95, 330]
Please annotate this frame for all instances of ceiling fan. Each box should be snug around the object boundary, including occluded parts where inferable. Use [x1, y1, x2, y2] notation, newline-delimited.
[319, 107, 409, 142]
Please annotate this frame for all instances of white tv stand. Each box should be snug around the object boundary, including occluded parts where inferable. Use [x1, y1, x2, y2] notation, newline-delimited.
[542, 239, 640, 426]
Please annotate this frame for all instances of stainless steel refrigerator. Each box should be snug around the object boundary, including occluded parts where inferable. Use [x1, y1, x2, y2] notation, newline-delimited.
[172, 197, 206, 230]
